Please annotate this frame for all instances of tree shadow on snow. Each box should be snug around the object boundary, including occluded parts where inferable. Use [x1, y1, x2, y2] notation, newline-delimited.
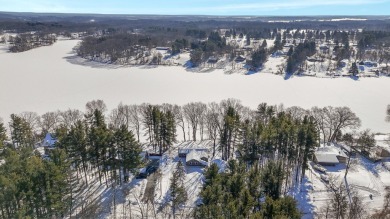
[359, 156, 381, 177]
[292, 176, 316, 218]
[186, 166, 204, 175]
[284, 73, 294, 80]
[349, 75, 360, 81]
[245, 70, 258, 75]
[138, 64, 159, 69]
[63, 55, 127, 69]
[94, 177, 145, 218]
[324, 163, 346, 173]
[185, 66, 216, 74]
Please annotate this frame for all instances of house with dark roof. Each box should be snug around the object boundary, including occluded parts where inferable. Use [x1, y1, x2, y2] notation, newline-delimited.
[235, 55, 246, 62]
[207, 56, 219, 63]
[185, 150, 208, 167]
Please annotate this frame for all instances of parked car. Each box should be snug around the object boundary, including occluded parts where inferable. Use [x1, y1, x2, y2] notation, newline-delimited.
[135, 166, 158, 179]
[313, 164, 327, 173]
[136, 167, 148, 179]
[146, 166, 158, 175]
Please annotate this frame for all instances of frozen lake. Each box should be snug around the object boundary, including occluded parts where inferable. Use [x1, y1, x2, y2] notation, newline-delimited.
[1, 39, 390, 133]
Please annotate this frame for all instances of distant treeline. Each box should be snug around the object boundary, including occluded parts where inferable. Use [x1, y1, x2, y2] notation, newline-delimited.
[7, 32, 56, 52]
[76, 33, 156, 63]
[2, 14, 390, 33]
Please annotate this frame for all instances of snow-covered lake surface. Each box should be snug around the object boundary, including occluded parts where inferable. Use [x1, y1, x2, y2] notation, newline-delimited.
[1, 39, 390, 133]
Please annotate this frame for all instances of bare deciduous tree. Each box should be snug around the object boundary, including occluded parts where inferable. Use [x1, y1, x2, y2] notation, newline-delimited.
[329, 106, 361, 142]
[140, 103, 154, 143]
[326, 178, 349, 219]
[39, 111, 60, 133]
[220, 98, 243, 115]
[183, 102, 207, 141]
[310, 106, 328, 143]
[109, 103, 127, 129]
[311, 106, 361, 143]
[129, 104, 142, 142]
[347, 192, 366, 219]
[19, 111, 40, 133]
[60, 109, 83, 129]
[371, 187, 390, 219]
[85, 99, 107, 115]
[172, 105, 186, 142]
[206, 102, 222, 157]
[286, 106, 308, 121]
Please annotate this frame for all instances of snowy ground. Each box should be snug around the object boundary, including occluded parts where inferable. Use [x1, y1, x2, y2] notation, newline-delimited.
[1, 39, 390, 134]
[296, 150, 390, 218]
[154, 140, 214, 210]
[100, 140, 218, 219]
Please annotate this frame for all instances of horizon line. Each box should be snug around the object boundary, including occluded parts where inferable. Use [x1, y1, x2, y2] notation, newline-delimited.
[0, 11, 389, 18]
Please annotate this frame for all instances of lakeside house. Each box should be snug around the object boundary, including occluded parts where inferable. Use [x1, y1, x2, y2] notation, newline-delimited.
[156, 47, 170, 51]
[185, 150, 208, 167]
[314, 144, 348, 166]
[35, 133, 57, 155]
[207, 56, 219, 63]
[178, 148, 209, 157]
[339, 143, 357, 157]
[376, 146, 390, 158]
[235, 55, 246, 62]
[40, 133, 57, 147]
[271, 50, 286, 57]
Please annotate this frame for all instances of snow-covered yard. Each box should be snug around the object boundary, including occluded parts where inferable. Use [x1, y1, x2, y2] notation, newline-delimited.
[297, 153, 390, 218]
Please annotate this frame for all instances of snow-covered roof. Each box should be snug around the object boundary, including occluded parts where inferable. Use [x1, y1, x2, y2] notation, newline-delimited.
[178, 142, 209, 154]
[41, 133, 57, 147]
[319, 45, 329, 49]
[315, 143, 348, 164]
[375, 134, 389, 149]
[178, 148, 209, 154]
[314, 153, 340, 164]
[186, 150, 208, 166]
[317, 143, 348, 157]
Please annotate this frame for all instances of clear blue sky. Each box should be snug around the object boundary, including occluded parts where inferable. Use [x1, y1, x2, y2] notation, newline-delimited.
[0, 0, 389, 16]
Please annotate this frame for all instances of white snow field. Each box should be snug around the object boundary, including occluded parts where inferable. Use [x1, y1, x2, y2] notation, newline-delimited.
[1, 39, 390, 133]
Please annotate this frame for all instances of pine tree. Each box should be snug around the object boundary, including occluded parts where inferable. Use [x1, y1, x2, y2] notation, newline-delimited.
[9, 114, 34, 149]
[301, 116, 318, 181]
[46, 148, 73, 218]
[261, 196, 301, 219]
[246, 34, 251, 46]
[0, 121, 7, 149]
[0, 147, 72, 218]
[170, 161, 187, 218]
[261, 161, 284, 199]
[262, 39, 267, 48]
[113, 125, 143, 183]
[63, 121, 89, 184]
[87, 109, 111, 184]
[220, 106, 240, 160]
